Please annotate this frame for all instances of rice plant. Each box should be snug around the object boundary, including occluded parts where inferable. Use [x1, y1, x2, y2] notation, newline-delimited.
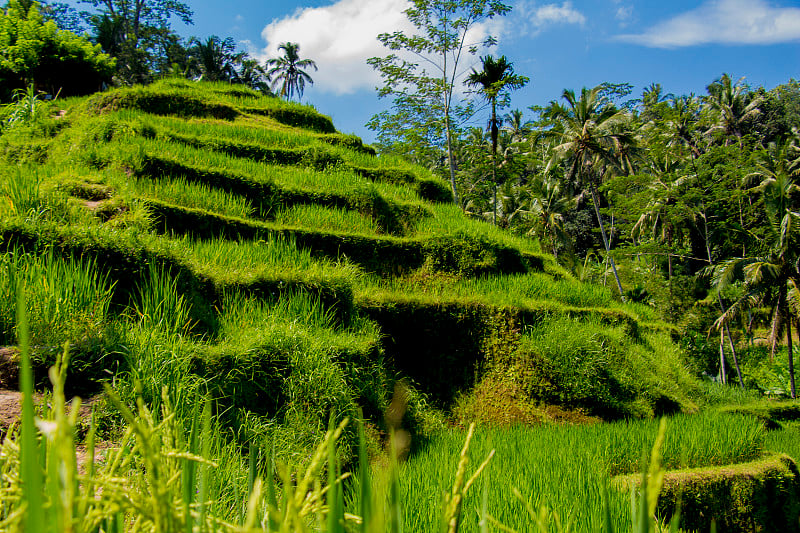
[218, 290, 337, 334]
[0, 296, 717, 533]
[0, 248, 115, 346]
[765, 421, 800, 462]
[187, 234, 361, 282]
[1, 84, 48, 130]
[1, 167, 43, 217]
[129, 261, 194, 336]
[387, 413, 763, 532]
[124, 136, 423, 207]
[126, 175, 255, 219]
[416, 203, 541, 253]
[151, 113, 318, 148]
[274, 204, 381, 235]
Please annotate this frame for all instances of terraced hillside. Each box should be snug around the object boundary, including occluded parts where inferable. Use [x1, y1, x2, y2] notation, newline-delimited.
[0, 79, 699, 458]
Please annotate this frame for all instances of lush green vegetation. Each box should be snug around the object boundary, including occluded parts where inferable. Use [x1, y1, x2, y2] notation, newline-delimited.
[377, 413, 765, 532]
[1, 60, 798, 531]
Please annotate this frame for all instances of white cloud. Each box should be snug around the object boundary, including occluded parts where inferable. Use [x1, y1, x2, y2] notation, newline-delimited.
[532, 2, 586, 28]
[514, 1, 586, 37]
[258, 0, 413, 95]
[615, 5, 633, 23]
[258, 0, 504, 95]
[616, 0, 800, 47]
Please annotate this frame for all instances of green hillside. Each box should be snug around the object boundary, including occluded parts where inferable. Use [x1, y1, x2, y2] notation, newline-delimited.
[0, 79, 700, 458]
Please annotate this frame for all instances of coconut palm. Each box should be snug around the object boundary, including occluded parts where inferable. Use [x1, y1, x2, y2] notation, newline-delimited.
[713, 136, 800, 397]
[266, 42, 317, 101]
[547, 86, 635, 299]
[665, 94, 703, 158]
[503, 109, 532, 143]
[527, 177, 573, 259]
[236, 58, 271, 94]
[705, 73, 762, 147]
[187, 36, 243, 82]
[465, 55, 528, 225]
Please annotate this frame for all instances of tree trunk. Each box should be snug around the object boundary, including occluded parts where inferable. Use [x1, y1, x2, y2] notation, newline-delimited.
[725, 322, 744, 389]
[492, 181, 497, 226]
[667, 253, 673, 281]
[788, 317, 796, 399]
[491, 99, 498, 225]
[444, 112, 460, 206]
[738, 195, 746, 258]
[719, 329, 727, 385]
[591, 186, 625, 301]
[717, 293, 744, 389]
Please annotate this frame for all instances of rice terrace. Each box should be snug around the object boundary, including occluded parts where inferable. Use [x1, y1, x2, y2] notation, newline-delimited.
[1, 0, 800, 531]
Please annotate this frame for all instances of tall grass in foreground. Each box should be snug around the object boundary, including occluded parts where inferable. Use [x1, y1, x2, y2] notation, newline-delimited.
[4, 292, 675, 532]
[1, 167, 42, 216]
[0, 248, 115, 346]
[386, 414, 762, 532]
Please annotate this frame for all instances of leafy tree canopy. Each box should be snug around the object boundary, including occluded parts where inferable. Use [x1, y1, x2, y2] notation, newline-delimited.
[80, 0, 192, 84]
[0, 0, 115, 100]
[367, 0, 512, 204]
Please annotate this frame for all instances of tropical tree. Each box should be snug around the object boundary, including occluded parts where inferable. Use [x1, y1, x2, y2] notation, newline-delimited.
[704, 73, 762, 147]
[187, 35, 242, 82]
[465, 54, 528, 224]
[664, 94, 703, 158]
[82, 0, 192, 84]
[547, 85, 635, 299]
[628, 154, 694, 281]
[527, 176, 573, 259]
[236, 57, 270, 94]
[266, 42, 317, 101]
[713, 136, 800, 397]
[503, 108, 532, 143]
[367, 0, 512, 204]
[0, 0, 115, 100]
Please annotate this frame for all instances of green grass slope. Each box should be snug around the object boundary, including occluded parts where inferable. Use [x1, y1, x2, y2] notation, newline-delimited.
[0, 79, 700, 457]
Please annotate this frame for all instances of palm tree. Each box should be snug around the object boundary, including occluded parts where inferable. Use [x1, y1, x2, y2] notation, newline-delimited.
[547, 86, 635, 299]
[631, 167, 690, 281]
[266, 42, 317, 101]
[705, 74, 762, 147]
[665, 94, 703, 158]
[187, 36, 242, 82]
[713, 136, 800, 397]
[527, 176, 573, 259]
[465, 55, 528, 225]
[504, 109, 532, 143]
[236, 58, 271, 94]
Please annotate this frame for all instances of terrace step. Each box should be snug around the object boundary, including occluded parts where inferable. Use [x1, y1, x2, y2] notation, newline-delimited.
[614, 454, 800, 532]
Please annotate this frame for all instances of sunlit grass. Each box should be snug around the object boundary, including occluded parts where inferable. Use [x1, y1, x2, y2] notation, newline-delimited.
[124, 175, 255, 219]
[417, 202, 541, 252]
[389, 413, 764, 532]
[0, 248, 115, 345]
[357, 271, 657, 322]
[274, 204, 382, 235]
[185, 234, 362, 283]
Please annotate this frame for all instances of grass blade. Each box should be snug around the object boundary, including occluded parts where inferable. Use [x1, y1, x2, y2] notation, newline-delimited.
[17, 288, 45, 532]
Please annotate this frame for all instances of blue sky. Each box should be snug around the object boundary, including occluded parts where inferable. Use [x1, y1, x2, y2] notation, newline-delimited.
[70, 0, 800, 141]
